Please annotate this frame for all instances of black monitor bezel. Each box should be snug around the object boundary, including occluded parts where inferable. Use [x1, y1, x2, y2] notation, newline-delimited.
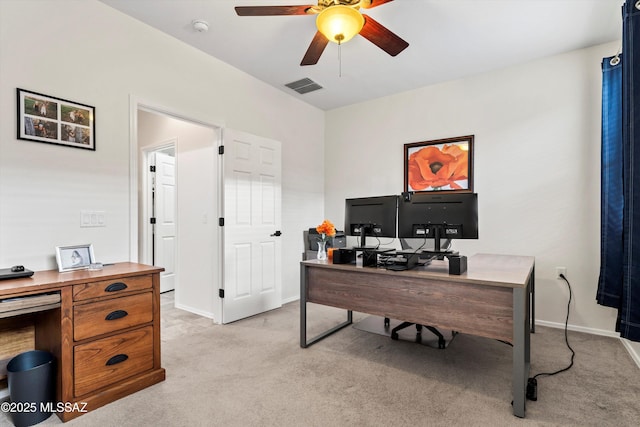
[344, 195, 398, 246]
[397, 193, 478, 242]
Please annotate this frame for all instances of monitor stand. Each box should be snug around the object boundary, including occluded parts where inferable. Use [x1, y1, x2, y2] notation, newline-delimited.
[419, 250, 457, 261]
[419, 227, 456, 260]
[353, 226, 393, 254]
[396, 249, 457, 260]
[353, 246, 394, 252]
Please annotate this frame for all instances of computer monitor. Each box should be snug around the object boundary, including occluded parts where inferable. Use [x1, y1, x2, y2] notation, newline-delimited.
[397, 193, 478, 253]
[344, 195, 398, 248]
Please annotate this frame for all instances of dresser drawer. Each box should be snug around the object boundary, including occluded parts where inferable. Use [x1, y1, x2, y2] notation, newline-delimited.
[74, 292, 153, 341]
[73, 275, 152, 301]
[74, 326, 154, 397]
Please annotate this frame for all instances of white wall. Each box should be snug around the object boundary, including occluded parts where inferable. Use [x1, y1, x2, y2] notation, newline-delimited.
[325, 41, 640, 359]
[0, 0, 324, 307]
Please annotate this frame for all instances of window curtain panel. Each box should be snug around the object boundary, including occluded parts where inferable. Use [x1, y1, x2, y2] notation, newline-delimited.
[597, 55, 623, 308]
[597, 0, 640, 342]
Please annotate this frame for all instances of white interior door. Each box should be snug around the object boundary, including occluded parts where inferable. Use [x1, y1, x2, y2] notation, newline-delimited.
[221, 129, 282, 323]
[154, 151, 177, 293]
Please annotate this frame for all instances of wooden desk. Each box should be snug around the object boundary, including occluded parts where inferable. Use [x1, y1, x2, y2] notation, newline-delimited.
[0, 263, 165, 422]
[300, 253, 534, 418]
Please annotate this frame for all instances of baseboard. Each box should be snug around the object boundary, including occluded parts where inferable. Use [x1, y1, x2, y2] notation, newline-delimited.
[174, 302, 214, 320]
[282, 295, 299, 305]
[620, 339, 640, 368]
[536, 320, 640, 369]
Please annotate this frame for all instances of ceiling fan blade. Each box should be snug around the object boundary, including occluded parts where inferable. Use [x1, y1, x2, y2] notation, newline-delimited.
[360, 0, 395, 9]
[301, 31, 329, 66]
[235, 5, 314, 16]
[359, 14, 409, 57]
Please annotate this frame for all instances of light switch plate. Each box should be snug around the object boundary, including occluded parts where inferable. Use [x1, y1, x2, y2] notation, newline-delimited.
[81, 210, 106, 227]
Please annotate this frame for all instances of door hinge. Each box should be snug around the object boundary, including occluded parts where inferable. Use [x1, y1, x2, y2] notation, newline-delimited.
[219, 217, 224, 226]
[218, 145, 224, 155]
[150, 217, 156, 224]
[150, 165, 156, 172]
[219, 289, 225, 298]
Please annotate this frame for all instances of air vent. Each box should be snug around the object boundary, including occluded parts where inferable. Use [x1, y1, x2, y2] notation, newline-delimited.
[285, 78, 323, 94]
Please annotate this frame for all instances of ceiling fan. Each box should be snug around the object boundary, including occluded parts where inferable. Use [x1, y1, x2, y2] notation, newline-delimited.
[235, 0, 409, 66]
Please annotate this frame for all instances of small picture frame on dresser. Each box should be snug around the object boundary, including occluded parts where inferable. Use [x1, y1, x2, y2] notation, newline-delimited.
[56, 244, 95, 272]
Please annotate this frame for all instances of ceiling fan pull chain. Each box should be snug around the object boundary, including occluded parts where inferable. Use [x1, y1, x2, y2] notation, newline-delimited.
[338, 41, 342, 77]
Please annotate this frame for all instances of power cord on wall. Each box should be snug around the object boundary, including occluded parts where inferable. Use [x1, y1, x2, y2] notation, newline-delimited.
[526, 273, 575, 401]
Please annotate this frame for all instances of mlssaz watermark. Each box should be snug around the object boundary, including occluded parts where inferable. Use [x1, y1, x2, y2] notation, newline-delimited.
[1, 401, 88, 414]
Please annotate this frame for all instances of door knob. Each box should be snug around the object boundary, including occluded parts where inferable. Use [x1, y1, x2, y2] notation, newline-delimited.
[271, 230, 282, 237]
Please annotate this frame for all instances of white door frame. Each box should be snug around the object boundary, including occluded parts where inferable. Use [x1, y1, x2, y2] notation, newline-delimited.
[140, 139, 176, 266]
[128, 95, 225, 321]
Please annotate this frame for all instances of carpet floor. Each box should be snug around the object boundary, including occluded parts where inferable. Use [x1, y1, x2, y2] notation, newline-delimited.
[3, 291, 639, 427]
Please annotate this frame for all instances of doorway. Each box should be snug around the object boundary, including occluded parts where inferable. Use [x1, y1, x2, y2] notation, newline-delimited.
[142, 143, 176, 293]
[133, 103, 221, 319]
[130, 99, 284, 323]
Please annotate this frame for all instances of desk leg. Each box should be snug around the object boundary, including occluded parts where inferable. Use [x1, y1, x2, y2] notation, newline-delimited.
[531, 265, 536, 333]
[300, 264, 353, 348]
[512, 285, 531, 418]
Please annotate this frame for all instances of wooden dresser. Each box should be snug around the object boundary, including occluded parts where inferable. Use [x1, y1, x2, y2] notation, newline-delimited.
[0, 263, 165, 422]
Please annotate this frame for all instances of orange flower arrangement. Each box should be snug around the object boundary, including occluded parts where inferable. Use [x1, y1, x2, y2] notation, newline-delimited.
[407, 144, 468, 191]
[316, 219, 336, 241]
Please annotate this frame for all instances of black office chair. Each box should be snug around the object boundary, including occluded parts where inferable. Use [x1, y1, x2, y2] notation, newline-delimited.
[390, 322, 447, 349]
[383, 238, 448, 349]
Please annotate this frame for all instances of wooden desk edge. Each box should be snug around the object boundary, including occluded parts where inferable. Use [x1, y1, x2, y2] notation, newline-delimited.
[301, 253, 534, 289]
[0, 263, 165, 298]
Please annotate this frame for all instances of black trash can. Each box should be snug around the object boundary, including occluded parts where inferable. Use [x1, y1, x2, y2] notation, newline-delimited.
[6, 350, 55, 427]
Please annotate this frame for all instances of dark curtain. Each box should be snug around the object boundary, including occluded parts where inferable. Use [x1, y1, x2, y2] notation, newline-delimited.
[597, 55, 623, 307]
[597, 0, 640, 342]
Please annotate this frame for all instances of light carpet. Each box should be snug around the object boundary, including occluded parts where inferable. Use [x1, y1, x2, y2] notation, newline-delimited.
[3, 292, 640, 427]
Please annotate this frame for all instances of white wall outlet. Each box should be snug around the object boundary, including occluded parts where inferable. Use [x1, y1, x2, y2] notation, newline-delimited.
[556, 267, 567, 278]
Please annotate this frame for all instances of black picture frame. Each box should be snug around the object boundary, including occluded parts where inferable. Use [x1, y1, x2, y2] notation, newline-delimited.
[17, 88, 95, 151]
[404, 135, 474, 193]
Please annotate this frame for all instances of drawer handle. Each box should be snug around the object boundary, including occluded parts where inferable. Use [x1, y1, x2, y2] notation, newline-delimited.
[105, 310, 128, 321]
[105, 354, 129, 366]
[105, 282, 128, 292]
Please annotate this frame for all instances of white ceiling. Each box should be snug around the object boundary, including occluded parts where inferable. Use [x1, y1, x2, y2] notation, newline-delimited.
[99, 0, 623, 111]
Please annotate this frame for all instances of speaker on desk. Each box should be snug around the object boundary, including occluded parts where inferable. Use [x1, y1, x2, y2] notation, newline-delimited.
[448, 255, 467, 275]
[332, 248, 355, 264]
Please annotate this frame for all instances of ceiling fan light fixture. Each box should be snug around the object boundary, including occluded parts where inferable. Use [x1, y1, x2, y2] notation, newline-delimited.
[316, 5, 364, 44]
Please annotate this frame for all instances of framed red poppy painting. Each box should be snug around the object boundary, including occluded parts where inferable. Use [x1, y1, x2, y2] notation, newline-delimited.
[404, 135, 474, 193]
